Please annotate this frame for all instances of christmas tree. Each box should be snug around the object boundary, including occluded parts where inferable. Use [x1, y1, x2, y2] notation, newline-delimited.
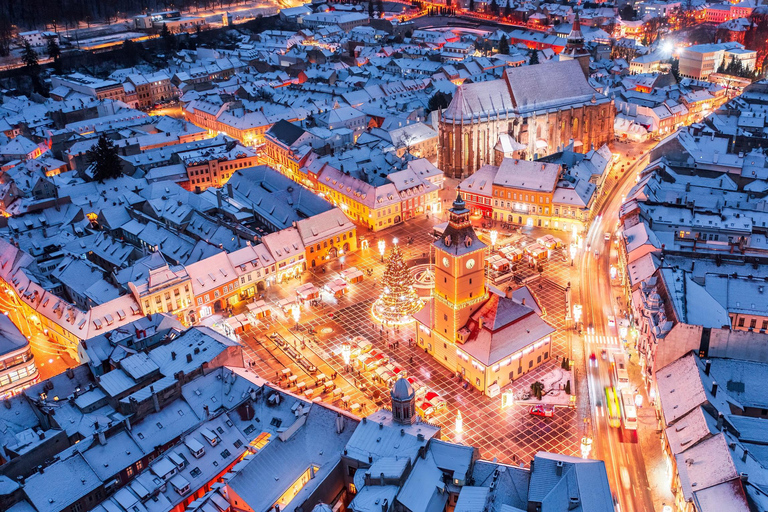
[373, 243, 423, 324]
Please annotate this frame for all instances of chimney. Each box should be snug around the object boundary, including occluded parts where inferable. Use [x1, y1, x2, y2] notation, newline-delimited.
[522, 298, 526, 306]
[186, 353, 193, 363]
[171, 351, 176, 360]
[712, 381, 718, 397]
[38, 466, 44, 474]
[741, 473, 749, 483]
[204, 404, 210, 419]
[151, 386, 161, 413]
[400, 428, 405, 437]
[556, 460, 564, 477]
[568, 497, 580, 510]
[17, 475, 24, 486]
[717, 413, 724, 431]
[505, 287, 513, 299]
[742, 449, 749, 462]
[98, 430, 106, 445]
[380, 472, 385, 486]
[381, 498, 389, 512]
[124, 417, 131, 431]
[478, 316, 484, 330]
[705, 360, 711, 376]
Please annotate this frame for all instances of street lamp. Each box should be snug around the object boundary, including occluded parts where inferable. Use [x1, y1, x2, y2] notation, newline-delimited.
[291, 304, 300, 331]
[569, 244, 577, 266]
[341, 341, 351, 367]
[489, 230, 498, 250]
[378, 239, 386, 262]
[455, 410, 463, 434]
[580, 435, 593, 459]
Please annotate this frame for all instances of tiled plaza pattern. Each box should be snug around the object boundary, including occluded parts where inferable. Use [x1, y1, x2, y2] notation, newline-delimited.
[234, 213, 586, 464]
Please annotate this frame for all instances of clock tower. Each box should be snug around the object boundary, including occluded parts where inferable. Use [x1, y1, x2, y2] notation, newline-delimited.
[433, 193, 487, 342]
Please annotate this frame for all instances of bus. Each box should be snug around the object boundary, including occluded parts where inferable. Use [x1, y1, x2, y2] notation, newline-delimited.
[612, 352, 630, 390]
[605, 387, 621, 428]
[620, 389, 637, 430]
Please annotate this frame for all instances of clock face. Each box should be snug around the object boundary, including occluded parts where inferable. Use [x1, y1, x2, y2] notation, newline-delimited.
[442, 257, 450, 267]
[466, 258, 475, 269]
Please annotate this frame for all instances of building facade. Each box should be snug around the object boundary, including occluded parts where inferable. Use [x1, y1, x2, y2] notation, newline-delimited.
[438, 60, 614, 178]
[0, 315, 38, 399]
[414, 194, 555, 395]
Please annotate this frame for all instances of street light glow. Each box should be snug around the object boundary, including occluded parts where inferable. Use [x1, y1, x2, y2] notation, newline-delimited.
[378, 239, 386, 262]
[341, 341, 351, 366]
[580, 436, 593, 459]
[489, 230, 498, 248]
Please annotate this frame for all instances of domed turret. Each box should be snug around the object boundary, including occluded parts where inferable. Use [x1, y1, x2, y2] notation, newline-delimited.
[312, 504, 333, 512]
[390, 377, 416, 425]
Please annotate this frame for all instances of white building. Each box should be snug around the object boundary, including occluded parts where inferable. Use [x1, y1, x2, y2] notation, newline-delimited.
[18, 30, 58, 47]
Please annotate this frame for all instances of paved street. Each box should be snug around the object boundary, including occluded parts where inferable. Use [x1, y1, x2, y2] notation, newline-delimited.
[230, 204, 589, 464]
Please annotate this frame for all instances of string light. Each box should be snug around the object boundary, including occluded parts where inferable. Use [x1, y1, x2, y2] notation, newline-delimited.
[372, 244, 424, 325]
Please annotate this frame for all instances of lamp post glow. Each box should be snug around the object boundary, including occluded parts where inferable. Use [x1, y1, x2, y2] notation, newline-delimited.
[291, 304, 300, 331]
[455, 410, 463, 434]
[569, 244, 577, 266]
[378, 239, 386, 262]
[580, 435, 593, 459]
[489, 230, 498, 250]
[573, 304, 582, 324]
[341, 341, 351, 368]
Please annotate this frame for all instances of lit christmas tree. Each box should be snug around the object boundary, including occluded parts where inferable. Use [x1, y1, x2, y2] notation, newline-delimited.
[372, 242, 424, 324]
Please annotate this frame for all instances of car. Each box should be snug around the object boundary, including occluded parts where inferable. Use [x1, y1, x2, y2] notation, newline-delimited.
[529, 404, 555, 417]
[608, 316, 616, 327]
[590, 352, 597, 361]
[604, 232, 611, 241]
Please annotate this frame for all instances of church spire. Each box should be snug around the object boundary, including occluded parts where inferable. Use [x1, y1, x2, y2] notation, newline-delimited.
[567, 12, 584, 47]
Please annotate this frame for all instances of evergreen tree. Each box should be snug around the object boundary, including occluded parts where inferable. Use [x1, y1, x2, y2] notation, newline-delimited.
[22, 41, 39, 73]
[490, 0, 499, 14]
[498, 34, 509, 55]
[670, 58, 680, 82]
[372, 244, 423, 324]
[529, 49, 539, 64]
[87, 135, 123, 183]
[122, 39, 140, 67]
[46, 37, 60, 60]
[376, 0, 384, 17]
[160, 23, 176, 54]
[427, 91, 452, 112]
[469, 0, 475, 11]
[46, 37, 62, 74]
[368, 0, 374, 17]
[531, 381, 545, 400]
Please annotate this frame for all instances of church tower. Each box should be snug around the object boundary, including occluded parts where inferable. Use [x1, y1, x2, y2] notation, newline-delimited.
[391, 377, 416, 425]
[433, 193, 487, 343]
[561, 12, 591, 78]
